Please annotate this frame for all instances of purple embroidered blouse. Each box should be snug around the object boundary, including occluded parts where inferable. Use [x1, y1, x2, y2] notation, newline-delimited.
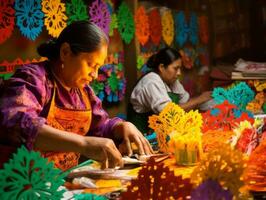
[0, 61, 123, 150]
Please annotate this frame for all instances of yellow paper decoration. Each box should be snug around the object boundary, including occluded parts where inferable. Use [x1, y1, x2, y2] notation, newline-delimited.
[42, 0, 68, 38]
[149, 102, 202, 153]
[246, 92, 264, 113]
[161, 9, 174, 46]
[191, 143, 247, 198]
[134, 6, 150, 46]
[253, 80, 266, 92]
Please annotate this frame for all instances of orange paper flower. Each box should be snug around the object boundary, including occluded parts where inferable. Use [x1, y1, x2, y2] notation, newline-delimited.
[149, 8, 162, 46]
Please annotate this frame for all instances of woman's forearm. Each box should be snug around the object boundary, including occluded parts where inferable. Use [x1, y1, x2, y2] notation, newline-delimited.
[34, 124, 85, 153]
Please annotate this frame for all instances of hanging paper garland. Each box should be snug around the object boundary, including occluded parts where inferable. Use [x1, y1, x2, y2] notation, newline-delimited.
[0, 0, 15, 44]
[149, 8, 162, 46]
[66, 0, 88, 25]
[89, 0, 111, 36]
[0, 146, 66, 200]
[117, 2, 135, 44]
[198, 15, 209, 45]
[42, 0, 68, 38]
[134, 6, 150, 46]
[175, 11, 199, 47]
[212, 81, 255, 111]
[14, 0, 44, 41]
[161, 9, 174, 46]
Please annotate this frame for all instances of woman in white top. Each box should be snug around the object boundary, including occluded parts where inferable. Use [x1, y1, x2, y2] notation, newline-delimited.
[128, 47, 212, 133]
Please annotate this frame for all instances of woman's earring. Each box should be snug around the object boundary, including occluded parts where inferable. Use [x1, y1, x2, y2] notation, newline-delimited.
[61, 63, 64, 69]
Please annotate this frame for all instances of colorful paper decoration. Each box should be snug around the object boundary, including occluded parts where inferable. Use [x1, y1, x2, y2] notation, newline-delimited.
[149, 102, 202, 153]
[201, 100, 254, 133]
[89, 0, 111, 36]
[202, 130, 235, 152]
[252, 80, 266, 92]
[161, 9, 174, 46]
[0, 0, 15, 44]
[42, 0, 68, 38]
[14, 0, 44, 40]
[243, 138, 266, 191]
[109, 13, 118, 36]
[66, 0, 88, 25]
[137, 55, 145, 70]
[117, 2, 135, 44]
[134, 6, 150, 46]
[149, 9, 162, 46]
[175, 11, 198, 47]
[191, 143, 246, 198]
[121, 158, 193, 199]
[198, 15, 209, 45]
[246, 92, 265, 113]
[0, 146, 66, 200]
[191, 179, 233, 200]
[212, 81, 255, 111]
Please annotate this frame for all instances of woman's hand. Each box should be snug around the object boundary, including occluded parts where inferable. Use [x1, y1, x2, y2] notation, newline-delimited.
[80, 136, 123, 169]
[199, 91, 212, 102]
[113, 122, 154, 156]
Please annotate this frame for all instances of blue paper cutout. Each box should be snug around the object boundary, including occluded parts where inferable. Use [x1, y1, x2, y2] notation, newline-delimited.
[212, 82, 255, 111]
[15, 0, 44, 40]
[175, 11, 198, 47]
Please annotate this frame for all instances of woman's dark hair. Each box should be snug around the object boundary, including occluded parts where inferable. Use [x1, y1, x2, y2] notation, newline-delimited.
[147, 47, 181, 71]
[37, 21, 109, 60]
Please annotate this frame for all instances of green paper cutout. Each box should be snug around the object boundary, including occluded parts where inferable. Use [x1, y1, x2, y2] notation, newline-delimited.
[108, 72, 119, 92]
[137, 56, 144, 70]
[117, 63, 123, 71]
[74, 193, 107, 200]
[263, 103, 266, 113]
[109, 14, 118, 36]
[90, 80, 104, 95]
[117, 2, 135, 44]
[66, 0, 88, 25]
[0, 146, 66, 200]
[0, 73, 13, 80]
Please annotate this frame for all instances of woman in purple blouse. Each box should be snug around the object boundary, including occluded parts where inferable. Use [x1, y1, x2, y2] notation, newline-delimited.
[0, 21, 153, 171]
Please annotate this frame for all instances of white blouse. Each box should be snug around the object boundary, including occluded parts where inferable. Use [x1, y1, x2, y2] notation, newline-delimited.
[130, 72, 190, 114]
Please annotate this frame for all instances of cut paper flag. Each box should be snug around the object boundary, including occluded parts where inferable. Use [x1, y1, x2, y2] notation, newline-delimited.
[15, 0, 44, 40]
[121, 158, 193, 200]
[161, 9, 174, 46]
[66, 0, 88, 25]
[175, 11, 198, 47]
[212, 81, 255, 111]
[89, 0, 111, 36]
[134, 6, 150, 46]
[42, 0, 68, 38]
[149, 8, 162, 46]
[198, 15, 209, 45]
[117, 2, 135, 44]
[0, 146, 66, 200]
[0, 0, 15, 44]
[191, 143, 247, 199]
